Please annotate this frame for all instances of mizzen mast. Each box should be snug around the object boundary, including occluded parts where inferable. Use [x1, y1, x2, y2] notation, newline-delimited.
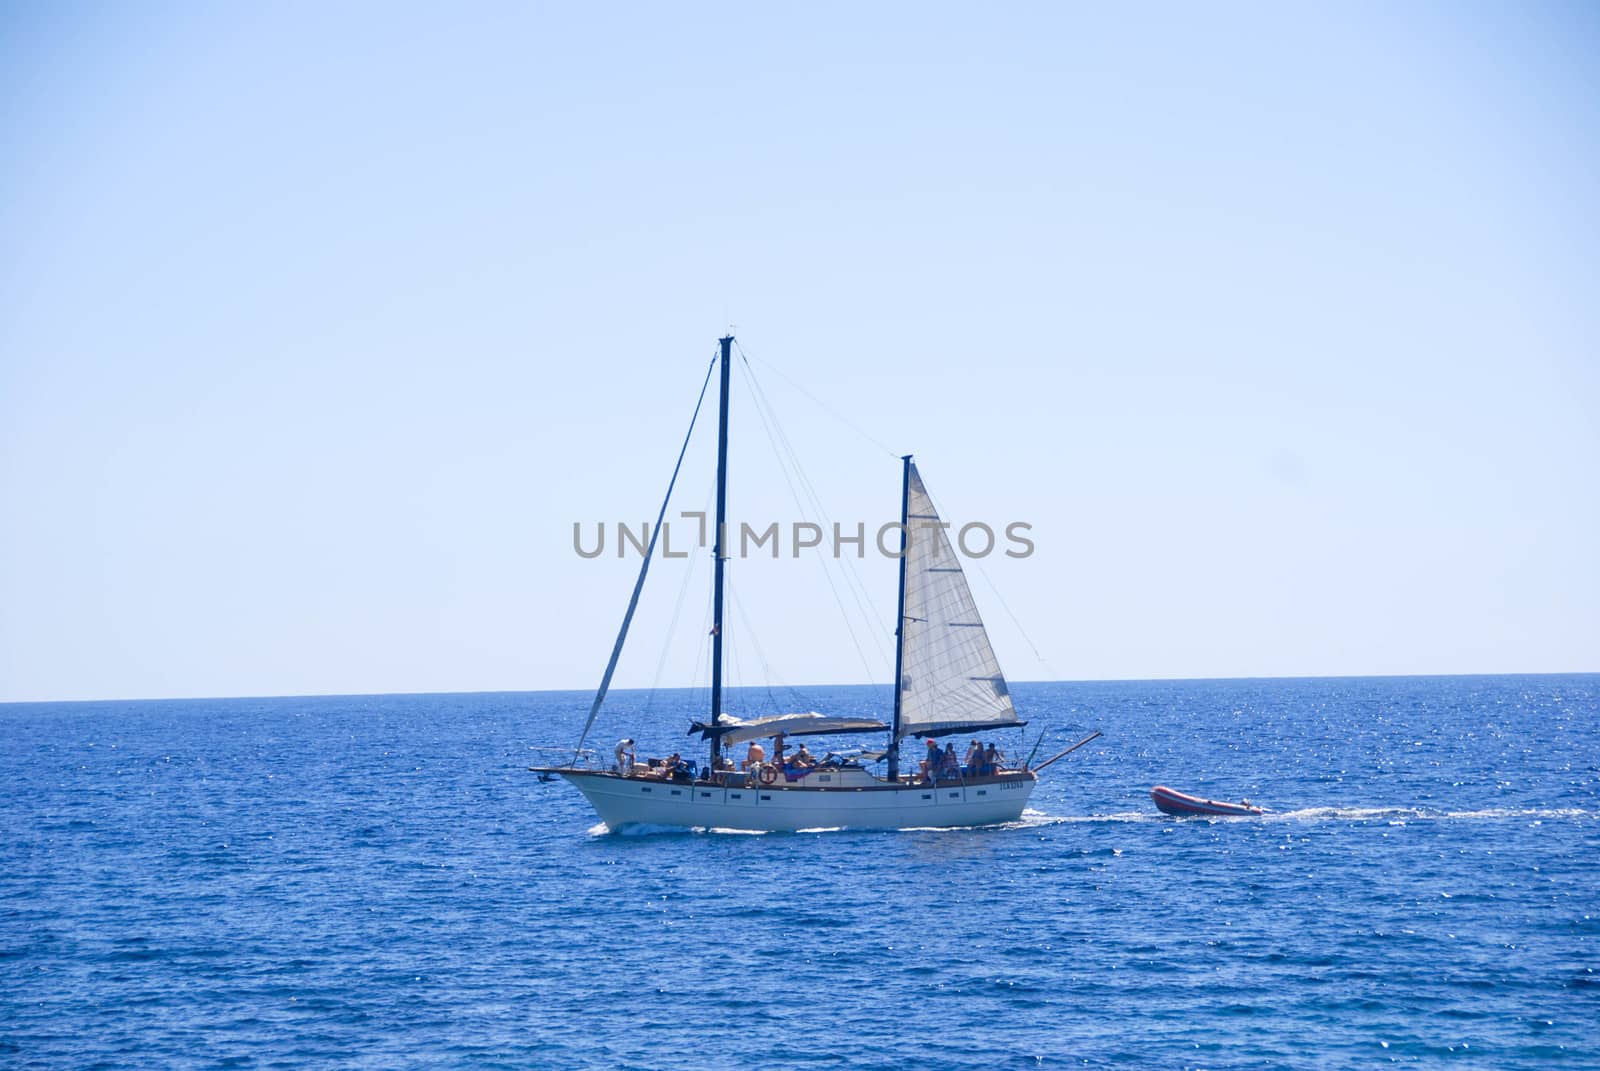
[886, 453, 912, 782]
[708, 335, 733, 768]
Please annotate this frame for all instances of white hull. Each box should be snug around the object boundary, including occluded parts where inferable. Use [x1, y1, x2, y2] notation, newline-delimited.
[557, 770, 1037, 832]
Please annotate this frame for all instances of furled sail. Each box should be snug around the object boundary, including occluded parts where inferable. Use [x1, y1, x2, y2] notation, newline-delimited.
[690, 712, 890, 746]
[895, 463, 1025, 739]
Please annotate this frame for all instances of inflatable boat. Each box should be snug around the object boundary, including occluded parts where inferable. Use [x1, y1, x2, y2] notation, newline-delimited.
[1150, 784, 1265, 817]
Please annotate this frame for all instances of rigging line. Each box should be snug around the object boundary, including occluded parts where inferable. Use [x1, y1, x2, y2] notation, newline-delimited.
[729, 580, 758, 717]
[732, 592, 751, 711]
[738, 356, 864, 605]
[724, 586, 770, 710]
[687, 568, 715, 736]
[725, 572, 740, 709]
[733, 589, 785, 715]
[972, 558, 1054, 675]
[736, 339, 900, 460]
[736, 353, 883, 687]
[737, 351, 891, 644]
[737, 354, 894, 669]
[736, 357, 857, 644]
[572, 355, 717, 763]
[727, 582, 825, 715]
[642, 476, 717, 719]
[921, 478, 1055, 676]
[751, 375, 893, 681]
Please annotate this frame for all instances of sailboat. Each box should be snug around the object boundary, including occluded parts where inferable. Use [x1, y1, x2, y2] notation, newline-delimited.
[533, 335, 1060, 832]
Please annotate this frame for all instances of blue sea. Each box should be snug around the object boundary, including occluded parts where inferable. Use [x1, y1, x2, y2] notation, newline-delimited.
[3, 674, 1598, 1069]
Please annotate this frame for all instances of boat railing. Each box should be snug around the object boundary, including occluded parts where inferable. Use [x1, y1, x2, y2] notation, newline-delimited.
[526, 746, 599, 770]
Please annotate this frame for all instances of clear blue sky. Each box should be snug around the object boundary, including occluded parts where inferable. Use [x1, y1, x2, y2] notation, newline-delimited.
[2, 2, 1596, 703]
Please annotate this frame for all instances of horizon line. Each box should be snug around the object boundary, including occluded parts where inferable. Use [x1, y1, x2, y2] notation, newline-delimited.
[3, 668, 1596, 708]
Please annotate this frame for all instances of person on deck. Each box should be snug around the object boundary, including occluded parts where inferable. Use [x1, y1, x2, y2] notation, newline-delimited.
[791, 742, 816, 768]
[964, 739, 983, 775]
[615, 738, 635, 775]
[921, 738, 941, 781]
[941, 742, 960, 777]
[771, 733, 788, 769]
[742, 740, 767, 770]
[985, 742, 1002, 772]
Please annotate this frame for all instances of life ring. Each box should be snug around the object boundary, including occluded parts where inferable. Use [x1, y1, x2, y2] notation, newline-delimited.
[758, 765, 778, 785]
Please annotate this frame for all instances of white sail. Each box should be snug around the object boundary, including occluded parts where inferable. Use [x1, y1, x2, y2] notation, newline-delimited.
[896, 463, 1024, 740]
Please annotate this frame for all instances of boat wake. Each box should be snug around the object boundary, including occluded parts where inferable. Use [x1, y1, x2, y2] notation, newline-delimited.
[588, 807, 1593, 839]
[989, 806, 1596, 829]
[590, 818, 1049, 838]
[1048, 810, 1160, 824]
[589, 822, 883, 838]
[588, 822, 775, 838]
[1265, 805, 1594, 823]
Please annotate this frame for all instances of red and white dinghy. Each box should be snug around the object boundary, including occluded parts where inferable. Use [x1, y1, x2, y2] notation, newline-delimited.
[1150, 785, 1265, 817]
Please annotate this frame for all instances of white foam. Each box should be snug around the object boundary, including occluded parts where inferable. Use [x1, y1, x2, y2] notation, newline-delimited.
[589, 806, 1594, 837]
[1266, 806, 1593, 822]
[1046, 811, 1157, 824]
[589, 821, 700, 837]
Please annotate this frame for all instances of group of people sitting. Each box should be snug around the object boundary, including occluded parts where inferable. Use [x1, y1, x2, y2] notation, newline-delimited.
[614, 733, 1007, 785]
[920, 738, 1004, 781]
[738, 733, 820, 773]
[613, 735, 824, 784]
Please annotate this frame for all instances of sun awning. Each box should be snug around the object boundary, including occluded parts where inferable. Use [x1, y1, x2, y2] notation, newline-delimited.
[688, 712, 889, 746]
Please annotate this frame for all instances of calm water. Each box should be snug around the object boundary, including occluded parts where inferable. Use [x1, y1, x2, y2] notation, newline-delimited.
[2, 675, 1597, 1069]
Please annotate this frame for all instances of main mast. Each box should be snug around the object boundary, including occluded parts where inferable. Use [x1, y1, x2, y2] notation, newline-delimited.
[708, 335, 733, 768]
[886, 453, 912, 782]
